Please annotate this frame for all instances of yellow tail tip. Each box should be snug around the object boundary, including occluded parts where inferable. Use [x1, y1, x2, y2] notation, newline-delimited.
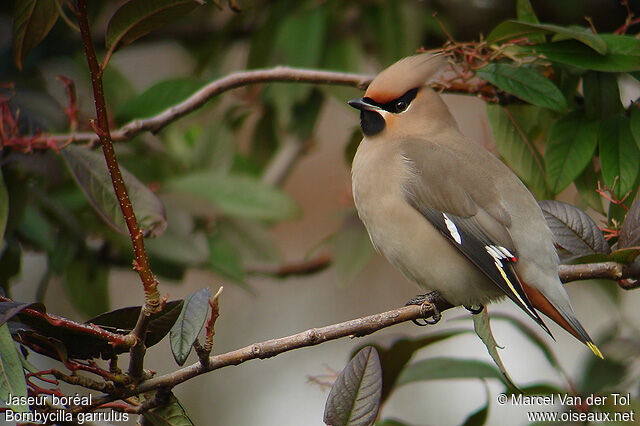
[587, 342, 604, 359]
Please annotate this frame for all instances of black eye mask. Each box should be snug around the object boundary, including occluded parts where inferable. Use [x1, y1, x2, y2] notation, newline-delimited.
[363, 88, 419, 114]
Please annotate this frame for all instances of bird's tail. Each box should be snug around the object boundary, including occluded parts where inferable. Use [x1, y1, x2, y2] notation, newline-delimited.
[522, 282, 603, 359]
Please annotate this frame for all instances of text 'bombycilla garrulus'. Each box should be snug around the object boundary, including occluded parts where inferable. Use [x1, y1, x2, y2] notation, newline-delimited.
[349, 52, 602, 358]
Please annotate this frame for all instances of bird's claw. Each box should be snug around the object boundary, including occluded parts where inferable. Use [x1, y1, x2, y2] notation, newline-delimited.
[465, 304, 484, 314]
[405, 291, 442, 326]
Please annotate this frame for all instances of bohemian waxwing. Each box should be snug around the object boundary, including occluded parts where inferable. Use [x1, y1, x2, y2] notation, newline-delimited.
[348, 52, 602, 358]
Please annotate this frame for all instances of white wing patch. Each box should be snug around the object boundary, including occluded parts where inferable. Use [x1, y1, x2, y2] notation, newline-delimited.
[484, 244, 516, 264]
[484, 244, 527, 306]
[442, 213, 462, 244]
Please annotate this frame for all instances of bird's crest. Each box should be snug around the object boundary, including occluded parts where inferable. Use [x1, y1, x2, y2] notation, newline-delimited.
[365, 52, 444, 103]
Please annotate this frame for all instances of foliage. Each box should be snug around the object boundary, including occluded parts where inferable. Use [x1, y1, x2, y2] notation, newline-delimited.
[1, 0, 640, 424]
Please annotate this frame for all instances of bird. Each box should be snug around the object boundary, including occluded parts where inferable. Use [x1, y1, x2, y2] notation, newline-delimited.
[348, 52, 602, 358]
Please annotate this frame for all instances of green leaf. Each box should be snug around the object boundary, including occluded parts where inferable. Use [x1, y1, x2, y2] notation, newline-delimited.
[487, 21, 606, 54]
[477, 64, 567, 111]
[515, 0, 544, 45]
[165, 172, 301, 222]
[292, 89, 324, 140]
[492, 313, 563, 374]
[516, 0, 539, 24]
[63, 260, 110, 317]
[598, 114, 640, 199]
[460, 382, 490, 426]
[508, 383, 567, 396]
[582, 72, 622, 120]
[581, 357, 626, 394]
[556, 66, 581, 104]
[12, 0, 59, 70]
[102, 64, 137, 112]
[608, 198, 629, 225]
[0, 323, 27, 413]
[143, 392, 195, 425]
[526, 34, 640, 72]
[216, 218, 281, 264]
[486, 104, 550, 199]
[0, 244, 21, 293]
[0, 169, 8, 241]
[544, 110, 599, 193]
[17, 204, 56, 253]
[115, 78, 203, 124]
[170, 288, 210, 366]
[324, 346, 382, 426]
[368, 2, 407, 64]
[323, 37, 365, 73]
[105, 0, 203, 52]
[274, 4, 326, 68]
[630, 106, 640, 152]
[472, 309, 519, 391]
[574, 162, 604, 213]
[569, 247, 640, 265]
[246, 3, 291, 69]
[207, 233, 246, 287]
[61, 145, 167, 238]
[396, 357, 503, 386]
[344, 128, 362, 166]
[333, 214, 375, 287]
[49, 235, 78, 275]
[250, 103, 279, 167]
[146, 231, 209, 266]
[192, 121, 235, 173]
[375, 419, 410, 426]
[3, 169, 28, 238]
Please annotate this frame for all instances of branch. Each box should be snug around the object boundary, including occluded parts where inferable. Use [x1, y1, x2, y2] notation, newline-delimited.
[84, 300, 452, 410]
[75, 0, 161, 379]
[559, 261, 640, 287]
[42, 68, 375, 145]
[0, 297, 135, 348]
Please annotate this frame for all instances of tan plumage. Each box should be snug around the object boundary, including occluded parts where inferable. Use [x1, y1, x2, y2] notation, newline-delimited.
[349, 52, 602, 357]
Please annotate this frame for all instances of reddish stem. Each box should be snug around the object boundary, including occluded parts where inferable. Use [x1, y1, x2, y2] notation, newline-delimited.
[75, 0, 160, 379]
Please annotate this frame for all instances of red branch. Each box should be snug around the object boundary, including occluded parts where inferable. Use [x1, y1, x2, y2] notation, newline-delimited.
[75, 0, 161, 379]
[0, 296, 134, 348]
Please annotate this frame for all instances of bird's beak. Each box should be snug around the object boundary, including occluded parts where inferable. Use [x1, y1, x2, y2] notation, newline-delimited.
[348, 98, 381, 112]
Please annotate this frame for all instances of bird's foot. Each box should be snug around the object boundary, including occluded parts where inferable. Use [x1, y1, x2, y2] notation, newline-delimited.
[405, 291, 442, 326]
[464, 304, 484, 315]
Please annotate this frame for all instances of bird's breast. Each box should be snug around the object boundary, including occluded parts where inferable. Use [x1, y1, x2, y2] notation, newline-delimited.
[350, 138, 500, 305]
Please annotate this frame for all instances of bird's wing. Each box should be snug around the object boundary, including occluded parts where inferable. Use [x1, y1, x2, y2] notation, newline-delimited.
[400, 139, 551, 336]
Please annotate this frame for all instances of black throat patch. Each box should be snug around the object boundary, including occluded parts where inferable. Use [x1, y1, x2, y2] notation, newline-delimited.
[360, 110, 385, 136]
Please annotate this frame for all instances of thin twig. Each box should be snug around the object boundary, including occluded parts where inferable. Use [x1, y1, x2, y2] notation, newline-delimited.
[75, 0, 161, 380]
[0, 296, 135, 347]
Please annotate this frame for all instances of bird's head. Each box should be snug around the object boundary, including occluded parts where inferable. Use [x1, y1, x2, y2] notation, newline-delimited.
[349, 52, 455, 138]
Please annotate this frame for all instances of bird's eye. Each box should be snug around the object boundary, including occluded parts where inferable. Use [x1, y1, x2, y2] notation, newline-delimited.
[395, 100, 407, 112]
